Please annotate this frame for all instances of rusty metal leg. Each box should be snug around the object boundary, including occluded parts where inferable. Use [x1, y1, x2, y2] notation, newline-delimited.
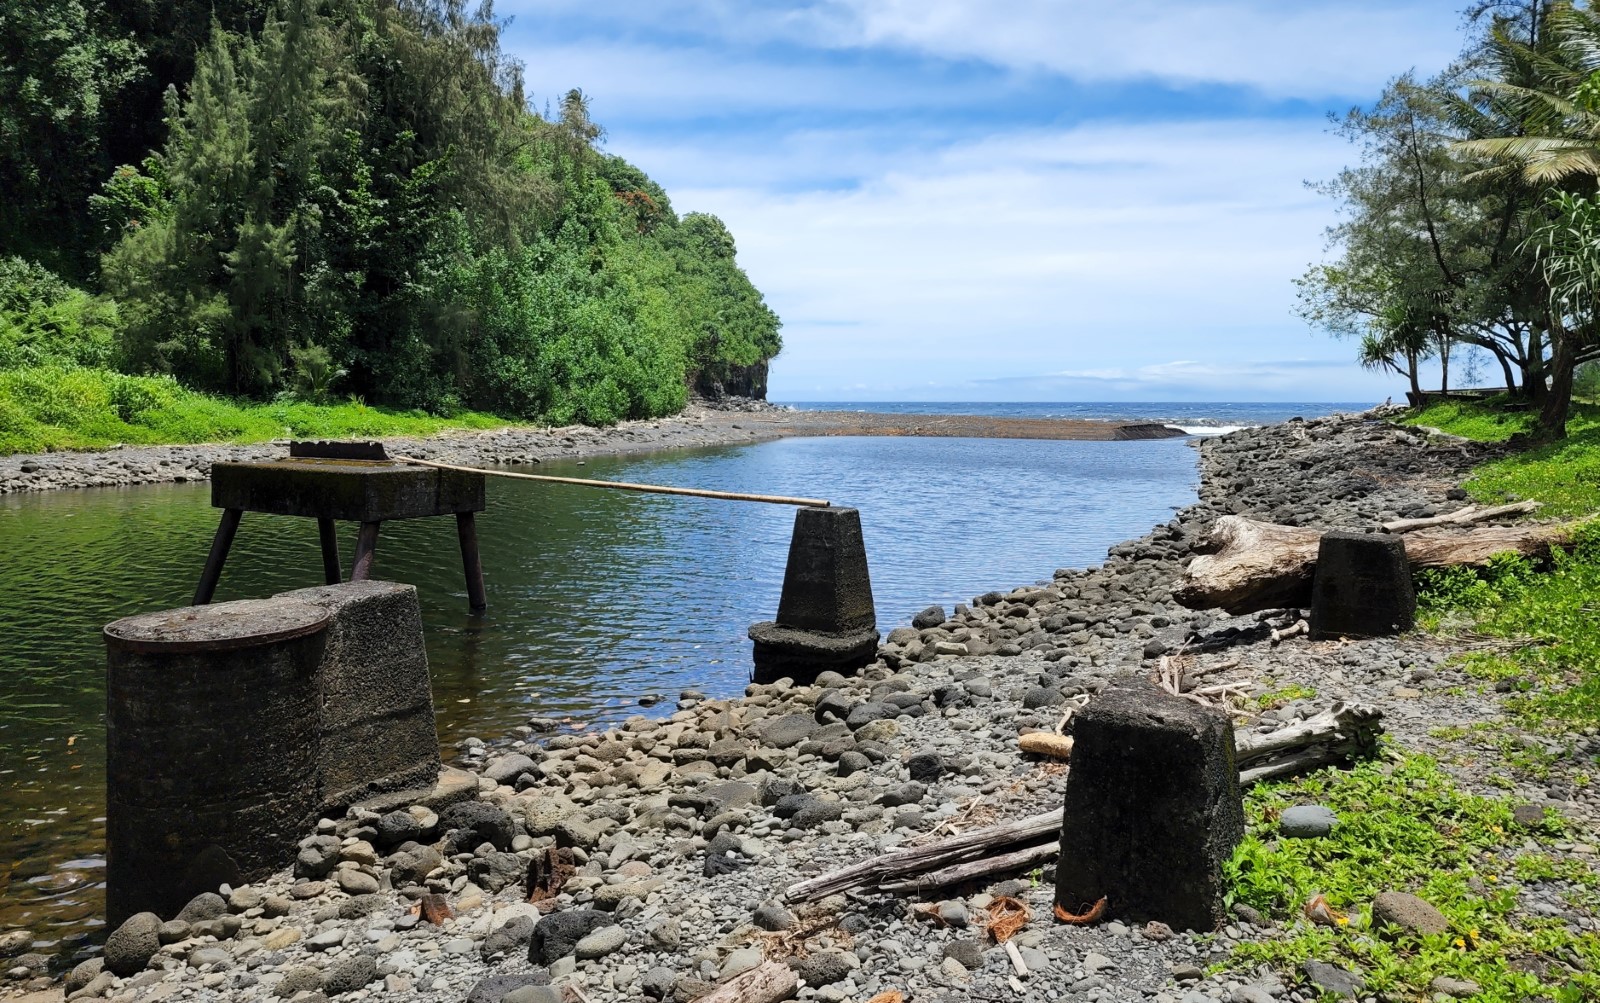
[317, 518, 341, 585]
[193, 508, 242, 606]
[456, 512, 487, 611]
[350, 521, 381, 582]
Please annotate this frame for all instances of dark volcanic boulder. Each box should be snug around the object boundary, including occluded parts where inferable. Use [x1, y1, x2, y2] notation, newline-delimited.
[103, 912, 161, 976]
[529, 910, 612, 965]
[439, 801, 515, 850]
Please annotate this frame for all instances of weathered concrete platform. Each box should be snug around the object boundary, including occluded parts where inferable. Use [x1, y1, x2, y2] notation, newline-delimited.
[210, 457, 484, 523]
[196, 452, 488, 608]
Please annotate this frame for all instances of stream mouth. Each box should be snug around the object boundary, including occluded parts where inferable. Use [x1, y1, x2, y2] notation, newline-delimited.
[0, 433, 1200, 957]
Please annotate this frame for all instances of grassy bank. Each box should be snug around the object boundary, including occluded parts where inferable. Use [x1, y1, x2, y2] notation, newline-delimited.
[1401, 398, 1600, 730]
[0, 366, 523, 455]
[1401, 399, 1600, 518]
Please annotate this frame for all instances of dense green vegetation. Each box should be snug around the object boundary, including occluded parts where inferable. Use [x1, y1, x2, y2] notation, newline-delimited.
[1300, 2, 1600, 440]
[0, 0, 780, 450]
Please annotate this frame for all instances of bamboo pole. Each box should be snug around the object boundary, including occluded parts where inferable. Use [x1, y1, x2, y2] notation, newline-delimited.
[391, 454, 831, 508]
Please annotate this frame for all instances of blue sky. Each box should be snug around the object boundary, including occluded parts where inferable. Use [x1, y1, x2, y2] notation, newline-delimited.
[500, 1, 1467, 403]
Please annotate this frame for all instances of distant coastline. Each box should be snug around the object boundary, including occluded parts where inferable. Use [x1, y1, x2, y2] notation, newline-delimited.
[773, 400, 1375, 428]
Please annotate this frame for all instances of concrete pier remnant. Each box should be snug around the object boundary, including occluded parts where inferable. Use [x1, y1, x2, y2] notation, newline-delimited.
[104, 581, 443, 924]
[1054, 681, 1244, 932]
[1309, 530, 1415, 640]
[748, 506, 879, 684]
[105, 599, 330, 925]
[198, 446, 488, 609]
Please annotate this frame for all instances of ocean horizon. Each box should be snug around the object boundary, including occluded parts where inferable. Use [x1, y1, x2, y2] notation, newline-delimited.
[773, 400, 1376, 435]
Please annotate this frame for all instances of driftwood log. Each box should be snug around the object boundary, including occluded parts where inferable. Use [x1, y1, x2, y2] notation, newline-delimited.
[784, 811, 1059, 903]
[785, 706, 1383, 901]
[1381, 500, 1540, 533]
[1174, 514, 1574, 614]
[692, 961, 797, 1003]
[1234, 702, 1382, 785]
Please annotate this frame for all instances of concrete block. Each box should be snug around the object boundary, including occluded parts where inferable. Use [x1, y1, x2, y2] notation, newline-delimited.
[104, 599, 329, 924]
[774, 507, 876, 634]
[1309, 530, 1415, 640]
[104, 582, 444, 923]
[1055, 680, 1244, 931]
[750, 506, 879, 683]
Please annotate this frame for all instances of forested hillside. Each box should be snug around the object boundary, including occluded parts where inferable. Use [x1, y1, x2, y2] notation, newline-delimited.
[0, 0, 780, 436]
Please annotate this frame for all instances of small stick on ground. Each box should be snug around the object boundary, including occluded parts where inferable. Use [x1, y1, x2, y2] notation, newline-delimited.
[1004, 940, 1029, 976]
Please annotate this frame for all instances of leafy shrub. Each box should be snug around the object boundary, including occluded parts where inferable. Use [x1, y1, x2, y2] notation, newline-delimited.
[1414, 551, 1539, 616]
[0, 257, 120, 369]
[1223, 755, 1599, 1002]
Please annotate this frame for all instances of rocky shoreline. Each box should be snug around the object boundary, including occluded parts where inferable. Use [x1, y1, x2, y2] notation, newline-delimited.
[5, 411, 1599, 1003]
[0, 400, 1181, 496]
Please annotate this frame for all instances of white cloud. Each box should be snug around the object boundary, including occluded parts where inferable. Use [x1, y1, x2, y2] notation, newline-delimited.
[505, 0, 1462, 99]
[608, 117, 1389, 398]
[516, 41, 980, 119]
[804, 0, 1459, 99]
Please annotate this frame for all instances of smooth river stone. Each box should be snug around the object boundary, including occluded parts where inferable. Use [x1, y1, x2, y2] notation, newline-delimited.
[1279, 804, 1338, 838]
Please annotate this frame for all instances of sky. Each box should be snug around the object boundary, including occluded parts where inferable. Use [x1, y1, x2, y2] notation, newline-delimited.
[499, 1, 1469, 403]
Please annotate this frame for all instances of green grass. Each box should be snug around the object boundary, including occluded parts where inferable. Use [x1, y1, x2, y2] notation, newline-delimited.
[1398, 399, 1600, 730]
[1223, 755, 1599, 1003]
[1403, 398, 1600, 518]
[1254, 683, 1319, 711]
[0, 366, 523, 455]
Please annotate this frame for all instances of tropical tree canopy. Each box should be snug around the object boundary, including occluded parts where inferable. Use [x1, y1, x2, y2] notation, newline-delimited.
[0, 0, 781, 425]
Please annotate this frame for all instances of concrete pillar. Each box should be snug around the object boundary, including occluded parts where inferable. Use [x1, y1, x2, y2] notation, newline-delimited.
[1309, 530, 1415, 640]
[279, 580, 442, 812]
[104, 599, 330, 925]
[1055, 681, 1244, 932]
[104, 582, 446, 924]
[748, 506, 880, 683]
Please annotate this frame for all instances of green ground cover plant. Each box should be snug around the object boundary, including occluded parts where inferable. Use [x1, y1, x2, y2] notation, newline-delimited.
[1223, 755, 1599, 1002]
[0, 366, 513, 455]
[1401, 400, 1600, 730]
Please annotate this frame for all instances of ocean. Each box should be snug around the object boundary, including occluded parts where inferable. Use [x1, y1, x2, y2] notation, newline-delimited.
[777, 400, 1375, 436]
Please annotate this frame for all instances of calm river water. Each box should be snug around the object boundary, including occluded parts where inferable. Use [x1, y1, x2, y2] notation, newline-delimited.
[0, 434, 1200, 953]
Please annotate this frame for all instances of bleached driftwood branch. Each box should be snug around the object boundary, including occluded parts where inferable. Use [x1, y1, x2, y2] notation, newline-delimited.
[1382, 501, 1540, 533]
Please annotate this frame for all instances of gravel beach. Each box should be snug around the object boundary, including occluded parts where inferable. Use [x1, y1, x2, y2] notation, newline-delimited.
[4, 409, 1597, 1003]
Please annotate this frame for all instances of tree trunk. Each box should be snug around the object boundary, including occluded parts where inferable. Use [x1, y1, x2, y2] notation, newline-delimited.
[1526, 327, 1549, 408]
[1174, 515, 1577, 614]
[1438, 335, 1451, 394]
[1537, 325, 1575, 441]
[1495, 348, 1519, 395]
[1406, 349, 1422, 399]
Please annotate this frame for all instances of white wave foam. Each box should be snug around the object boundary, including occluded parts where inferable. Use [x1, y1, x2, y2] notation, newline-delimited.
[1165, 424, 1253, 436]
